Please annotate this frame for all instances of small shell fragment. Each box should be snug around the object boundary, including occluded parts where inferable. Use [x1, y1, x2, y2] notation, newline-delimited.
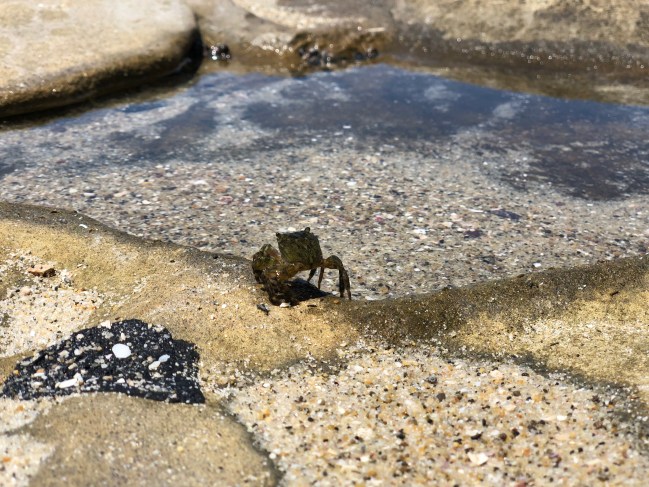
[112, 343, 131, 359]
[55, 373, 83, 389]
[56, 378, 78, 389]
[468, 452, 489, 466]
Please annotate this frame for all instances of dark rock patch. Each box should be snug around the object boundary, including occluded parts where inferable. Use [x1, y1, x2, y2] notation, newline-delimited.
[289, 29, 383, 71]
[204, 43, 232, 61]
[489, 209, 522, 221]
[481, 97, 649, 200]
[1, 319, 204, 403]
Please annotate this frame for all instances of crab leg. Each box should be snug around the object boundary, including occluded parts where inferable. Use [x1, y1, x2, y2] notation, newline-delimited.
[307, 268, 318, 282]
[339, 267, 351, 300]
[321, 255, 352, 300]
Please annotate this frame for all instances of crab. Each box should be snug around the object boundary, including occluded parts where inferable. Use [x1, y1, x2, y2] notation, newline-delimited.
[252, 227, 351, 305]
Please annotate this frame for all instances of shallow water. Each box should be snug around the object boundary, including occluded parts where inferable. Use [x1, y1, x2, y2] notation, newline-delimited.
[1, 65, 648, 300]
[1, 65, 647, 200]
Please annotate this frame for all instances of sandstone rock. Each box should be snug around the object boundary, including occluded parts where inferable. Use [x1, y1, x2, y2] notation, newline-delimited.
[189, 0, 394, 46]
[191, 0, 649, 66]
[0, 0, 199, 117]
[392, 0, 648, 46]
[391, 0, 649, 72]
[22, 394, 277, 486]
[2, 202, 649, 482]
[191, 0, 649, 100]
[188, 0, 394, 72]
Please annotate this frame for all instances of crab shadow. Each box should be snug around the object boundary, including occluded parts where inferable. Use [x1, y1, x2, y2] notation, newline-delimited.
[284, 278, 331, 304]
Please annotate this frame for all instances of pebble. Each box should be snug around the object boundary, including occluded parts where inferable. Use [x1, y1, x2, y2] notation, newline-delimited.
[26, 264, 55, 277]
[112, 344, 131, 359]
[468, 452, 489, 466]
[256, 303, 270, 315]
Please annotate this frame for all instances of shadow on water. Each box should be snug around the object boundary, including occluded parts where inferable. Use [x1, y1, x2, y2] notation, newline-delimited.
[0, 64, 647, 200]
[107, 102, 219, 161]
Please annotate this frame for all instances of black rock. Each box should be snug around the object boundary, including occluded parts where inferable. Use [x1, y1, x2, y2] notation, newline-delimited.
[425, 374, 438, 385]
[463, 229, 483, 239]
[1, 319, 204, 403]
[205, 44, 231, 61]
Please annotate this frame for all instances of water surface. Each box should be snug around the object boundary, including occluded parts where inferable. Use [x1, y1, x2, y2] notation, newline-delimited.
[1, 65, 647, 200]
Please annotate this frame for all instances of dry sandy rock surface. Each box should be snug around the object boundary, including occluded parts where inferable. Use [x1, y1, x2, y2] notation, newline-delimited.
[0, 203, 648, 485]
[0, 0, 199, 117]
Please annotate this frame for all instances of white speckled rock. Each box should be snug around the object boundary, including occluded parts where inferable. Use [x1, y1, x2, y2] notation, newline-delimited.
[0, 0, 198, 117]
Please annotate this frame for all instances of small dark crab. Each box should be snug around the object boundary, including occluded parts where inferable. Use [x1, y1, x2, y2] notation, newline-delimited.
[252, 227, 351, 305]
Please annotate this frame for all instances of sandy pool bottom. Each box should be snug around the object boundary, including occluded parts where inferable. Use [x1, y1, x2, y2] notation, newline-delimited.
[224, 342, 648, 486]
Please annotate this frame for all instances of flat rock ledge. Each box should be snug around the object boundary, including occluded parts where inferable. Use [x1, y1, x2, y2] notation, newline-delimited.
[194, 0, 649, 65]
[194, 0, 649, 103]
[2, 0, 649, 117]
[1, 202, 648, 484]
[0, 0, 199, 117]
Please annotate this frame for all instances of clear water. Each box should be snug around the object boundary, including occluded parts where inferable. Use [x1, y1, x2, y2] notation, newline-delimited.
[1, 64, 648, 200]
